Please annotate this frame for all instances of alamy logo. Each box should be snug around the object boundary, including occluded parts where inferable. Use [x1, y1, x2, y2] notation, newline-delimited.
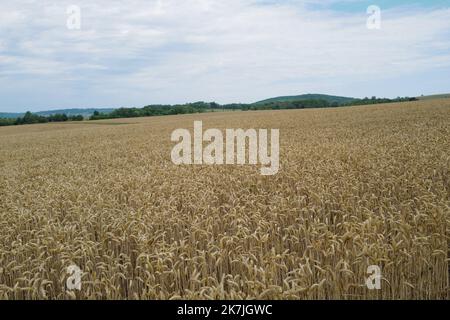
[66, 5, 81, 30]
[366, 265, 382, 290]
[171, 121, 280, 175]
[367, 5, 381, 30]
[66, 264, 82, 291]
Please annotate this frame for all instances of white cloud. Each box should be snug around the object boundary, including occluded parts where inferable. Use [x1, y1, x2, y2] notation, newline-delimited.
[0, 0, 449, 109]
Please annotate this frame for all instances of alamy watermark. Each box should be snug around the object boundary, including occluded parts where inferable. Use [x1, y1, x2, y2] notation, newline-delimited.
[367, 5, 381, 30]
[66, 5, 81, 30]
[366, 265, 382, 290]
[171, 121, 280, 175]
[65, 4, 379, 31]
[66, 264, 82, 291]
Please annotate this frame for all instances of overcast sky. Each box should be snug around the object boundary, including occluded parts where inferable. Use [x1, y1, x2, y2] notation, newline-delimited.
[1, 0, 449, 112]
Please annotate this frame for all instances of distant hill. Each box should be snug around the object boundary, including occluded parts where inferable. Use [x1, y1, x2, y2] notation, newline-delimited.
[417, 93, 450, 100]
[0, 108, 115, 119]
[254, 94, 357, 105]
[0, 113, 22, 119]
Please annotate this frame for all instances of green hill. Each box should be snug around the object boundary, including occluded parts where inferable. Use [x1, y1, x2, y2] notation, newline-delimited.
[254, 94, 357, 105]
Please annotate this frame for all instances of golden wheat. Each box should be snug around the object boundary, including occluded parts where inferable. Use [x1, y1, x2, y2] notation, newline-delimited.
[0, 99, 449, 299]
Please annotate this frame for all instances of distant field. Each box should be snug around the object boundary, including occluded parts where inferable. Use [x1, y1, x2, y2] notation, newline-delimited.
[0, 99, 448, 299]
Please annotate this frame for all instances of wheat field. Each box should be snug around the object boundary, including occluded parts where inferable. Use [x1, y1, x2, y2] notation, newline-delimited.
[0, 100, 448, 300]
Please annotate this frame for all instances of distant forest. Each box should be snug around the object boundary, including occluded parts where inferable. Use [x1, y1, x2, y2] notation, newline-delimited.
[0, 96, 418, 127]
[89, 96, 418, 120]
[0, 112, 84, 127]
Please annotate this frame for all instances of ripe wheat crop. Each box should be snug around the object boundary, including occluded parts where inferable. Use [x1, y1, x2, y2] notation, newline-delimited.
[0, 100, 448, 299]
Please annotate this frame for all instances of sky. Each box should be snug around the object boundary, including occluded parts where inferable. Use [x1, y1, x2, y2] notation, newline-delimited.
[0, 0, 450, 112]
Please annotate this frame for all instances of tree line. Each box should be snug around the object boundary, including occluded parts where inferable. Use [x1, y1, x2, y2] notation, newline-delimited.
[90, 96, 418, 120]
[89, 102, 217, 120]
[0, 112, 84, 127]
[237, 96, 418, 111]
[1, 96, 418, 127]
